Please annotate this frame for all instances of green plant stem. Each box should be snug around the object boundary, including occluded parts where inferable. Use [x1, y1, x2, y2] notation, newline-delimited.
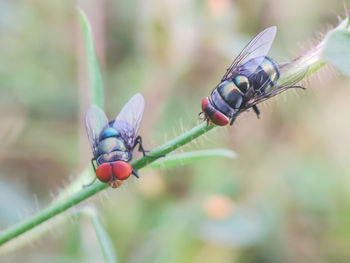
[0, 182, 106, 246]
[132, 123, 215, 169]
[0, 123, 214, 246]
[148, 148, 236, 169]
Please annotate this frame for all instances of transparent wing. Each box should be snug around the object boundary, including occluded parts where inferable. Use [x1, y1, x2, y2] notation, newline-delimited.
[274, 63, 309, 88]
[222, 26, 277, 81]
[85, 105, 109, 156]
[113, 93, 145, 148]
[245, 63, 308, 108]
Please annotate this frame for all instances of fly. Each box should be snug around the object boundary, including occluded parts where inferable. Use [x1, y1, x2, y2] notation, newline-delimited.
[201, 26, 305, 126]
[85, 93, 151, 188]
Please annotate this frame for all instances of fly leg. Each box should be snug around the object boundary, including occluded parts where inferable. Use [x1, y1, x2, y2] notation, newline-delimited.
[270, 85, 306, 97]
[199, 111, 211, 126]
[83, 158, 98, 188]
[91, 158, 97, 172]
[133, 136, 152, 157]
[133, 136, 165, 158]
[130, 136, 165, 180]
[252, 105, 260, 119]
[83, 177, 97, 187]
[132, 168, 139, 178]
[230, 115, 237, 126]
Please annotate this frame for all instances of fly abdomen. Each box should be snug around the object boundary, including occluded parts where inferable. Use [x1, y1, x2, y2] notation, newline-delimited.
[251, 57, 280, 93]
[97, 137, 127, 156]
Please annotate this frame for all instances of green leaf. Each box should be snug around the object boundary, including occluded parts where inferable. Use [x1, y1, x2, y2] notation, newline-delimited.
[323, 29, 350, 76]
[78, 8, 104, 108]
[85, 208, 118, 263]
[149, 149, 236, 169]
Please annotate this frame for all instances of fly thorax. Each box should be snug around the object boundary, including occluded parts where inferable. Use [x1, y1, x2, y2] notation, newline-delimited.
[97, 137, 127, 156]
[97, 151, 131, 165]
[99, 127, 121, 140]
[214, 80, 243, 114]
[233, 75, 250, 93]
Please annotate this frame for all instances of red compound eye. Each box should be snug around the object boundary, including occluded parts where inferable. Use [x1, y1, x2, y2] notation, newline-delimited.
[212, 111, 229, 126]
[112, 161, 132, 180]
[96, 163, 113, 183]
[201, 97, 209, 111]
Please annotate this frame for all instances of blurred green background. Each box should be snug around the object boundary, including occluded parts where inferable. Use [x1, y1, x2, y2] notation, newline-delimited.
[1, 0, 350, 262]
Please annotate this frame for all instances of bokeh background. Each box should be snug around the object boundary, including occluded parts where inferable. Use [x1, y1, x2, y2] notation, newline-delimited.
[1, 0, 350, 262]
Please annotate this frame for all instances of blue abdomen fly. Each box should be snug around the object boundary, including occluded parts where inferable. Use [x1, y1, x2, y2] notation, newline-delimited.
[85, 93, 151, 188]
